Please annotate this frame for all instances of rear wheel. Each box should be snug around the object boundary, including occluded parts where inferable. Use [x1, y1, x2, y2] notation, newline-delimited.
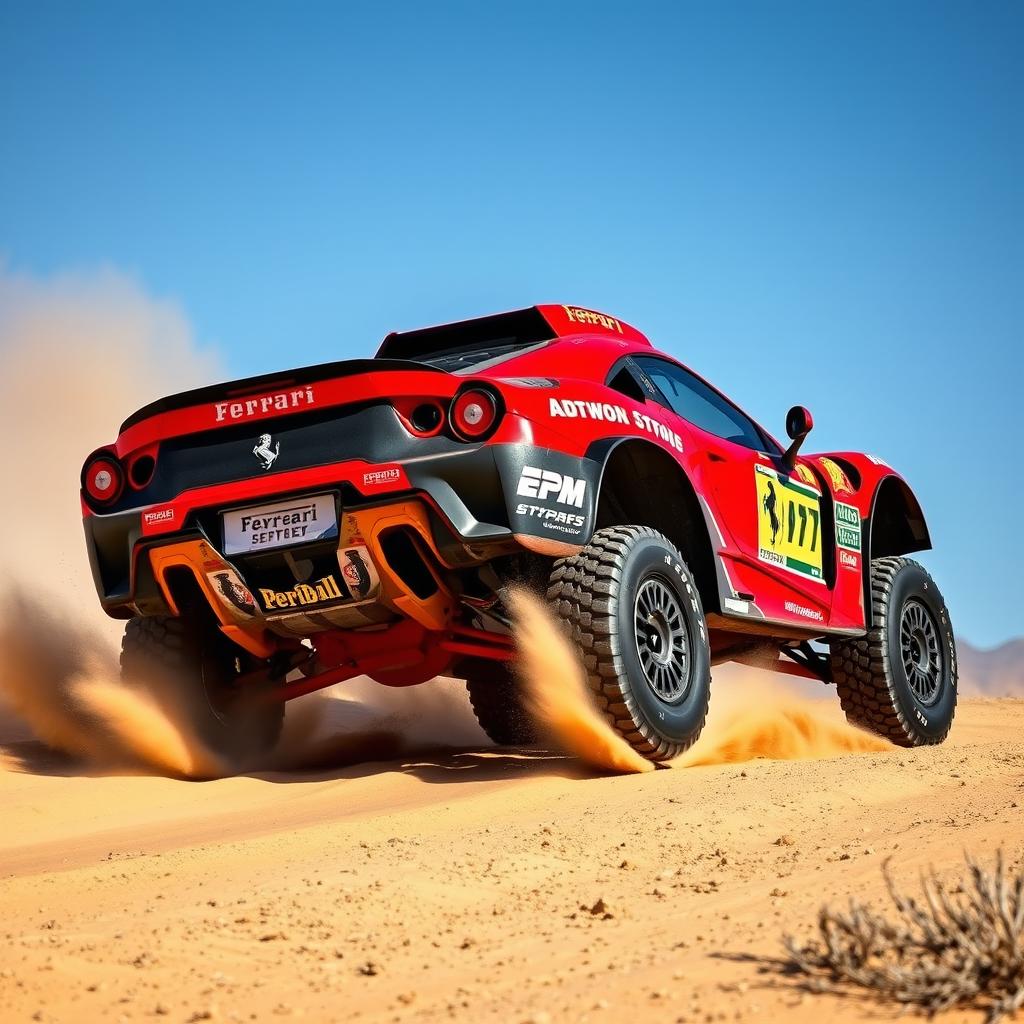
[120, 614, 284, 764]
[829, 557, 957, 746]
[462, 659, 538, 746]
[547, 526, 711, 761]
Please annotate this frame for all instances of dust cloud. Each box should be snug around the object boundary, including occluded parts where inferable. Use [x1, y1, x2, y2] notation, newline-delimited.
[679, 695, 891, 766]
[0, 585, 475, 779]
[0, 267, 486, 778]
[263, 677, 487, 775]
[506, 588, 885, 772]
[680, 666, 891, 766]
[0, 589, 230, 778]
[0, 268, 230, 775]
[508, 587, 654, 774]
[0, 266, 221, 636]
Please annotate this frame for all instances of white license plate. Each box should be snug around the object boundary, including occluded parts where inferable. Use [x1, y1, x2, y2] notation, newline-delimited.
[222, 494, 338, 556]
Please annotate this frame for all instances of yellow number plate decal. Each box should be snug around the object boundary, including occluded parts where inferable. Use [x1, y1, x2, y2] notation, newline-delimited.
[755, 464, 824, 582]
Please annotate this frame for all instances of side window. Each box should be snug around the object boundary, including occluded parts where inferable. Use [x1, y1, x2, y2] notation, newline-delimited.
[633, 356, 772, 452]
[606, 362, 648, 403]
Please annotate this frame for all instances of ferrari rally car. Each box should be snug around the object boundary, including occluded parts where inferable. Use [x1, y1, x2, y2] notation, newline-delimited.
[81, 304, 957, 761]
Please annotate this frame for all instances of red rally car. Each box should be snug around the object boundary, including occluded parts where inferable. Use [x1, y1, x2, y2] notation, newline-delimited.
[81, 304, 957, 762]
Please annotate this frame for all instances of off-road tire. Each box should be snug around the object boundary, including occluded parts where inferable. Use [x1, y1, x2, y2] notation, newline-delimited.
[547, 526, 711, 761]
[830, 557, 957, 747]
[463, 659, 539, 746]
[120, 614, 284, 763]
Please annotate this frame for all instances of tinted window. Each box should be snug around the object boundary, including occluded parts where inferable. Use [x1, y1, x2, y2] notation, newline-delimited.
[606, 362, 648, 403]
[633, 356, 771, 451]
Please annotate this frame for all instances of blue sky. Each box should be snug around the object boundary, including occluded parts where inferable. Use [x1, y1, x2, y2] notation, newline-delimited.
[1, 1, 1020, 646]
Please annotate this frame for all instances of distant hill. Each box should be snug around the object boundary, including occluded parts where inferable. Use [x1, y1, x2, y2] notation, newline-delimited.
[957, 638, 1024, 696]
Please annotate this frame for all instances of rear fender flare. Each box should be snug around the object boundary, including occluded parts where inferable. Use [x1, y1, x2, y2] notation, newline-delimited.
[586, 436, 722, 613]
[491, 445, 600, 556]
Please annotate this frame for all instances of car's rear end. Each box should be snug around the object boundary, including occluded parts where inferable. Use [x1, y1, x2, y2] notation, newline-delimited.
[79, 304, 662, 759]
[83, 307, 628, 688]
[86, 361, 489, 651]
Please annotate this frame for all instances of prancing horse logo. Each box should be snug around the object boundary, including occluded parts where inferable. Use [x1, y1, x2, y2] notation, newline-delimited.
[253, 433, 280, 470]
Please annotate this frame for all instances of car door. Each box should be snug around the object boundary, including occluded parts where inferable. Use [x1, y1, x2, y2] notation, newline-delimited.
[630, 355, 833, 625]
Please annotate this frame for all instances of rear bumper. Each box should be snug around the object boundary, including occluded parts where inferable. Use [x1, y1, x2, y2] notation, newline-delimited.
[83, 442, 602, 624]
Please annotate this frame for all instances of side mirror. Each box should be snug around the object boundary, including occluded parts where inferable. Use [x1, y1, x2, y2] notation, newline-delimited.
[782, 405, 813, 470]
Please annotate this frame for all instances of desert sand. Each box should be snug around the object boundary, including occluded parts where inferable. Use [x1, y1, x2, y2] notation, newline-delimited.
[2, 278, 1021, 1023]
[2, 678, 1021, 1024]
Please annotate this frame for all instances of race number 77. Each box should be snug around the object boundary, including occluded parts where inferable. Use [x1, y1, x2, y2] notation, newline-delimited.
[787, 502, 820, 551]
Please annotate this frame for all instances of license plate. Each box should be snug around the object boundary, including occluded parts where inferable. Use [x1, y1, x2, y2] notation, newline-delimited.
[222, 494, 338, 556]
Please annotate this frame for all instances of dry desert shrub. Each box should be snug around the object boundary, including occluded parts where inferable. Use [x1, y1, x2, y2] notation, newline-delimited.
[785, 851, 1024, 1022]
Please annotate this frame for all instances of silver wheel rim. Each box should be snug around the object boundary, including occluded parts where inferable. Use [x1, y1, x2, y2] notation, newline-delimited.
[634, 575, 690, 703]
[900, 598, 943, 706]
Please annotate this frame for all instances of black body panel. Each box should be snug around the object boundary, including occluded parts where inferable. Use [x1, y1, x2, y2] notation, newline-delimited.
[84, 439, 604, 619]
[108, 403, 465, 516]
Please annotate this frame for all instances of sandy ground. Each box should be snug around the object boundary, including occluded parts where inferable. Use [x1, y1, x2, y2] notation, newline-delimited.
[3, 278, 1021, 1022]
[1, 689, 1021, 1024]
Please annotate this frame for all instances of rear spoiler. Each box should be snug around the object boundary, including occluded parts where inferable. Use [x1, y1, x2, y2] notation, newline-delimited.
[377, 303, 651, 361]
[122, 304, 650, 432]
[119, 358, 441, 433]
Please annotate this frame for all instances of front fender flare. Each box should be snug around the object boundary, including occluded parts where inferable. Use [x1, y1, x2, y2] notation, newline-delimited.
[862, 474, 932, 627]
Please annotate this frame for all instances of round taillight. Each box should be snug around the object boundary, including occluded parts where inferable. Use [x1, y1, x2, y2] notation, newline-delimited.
[83, 456, 124, 506]
[451, 389, 498, 439]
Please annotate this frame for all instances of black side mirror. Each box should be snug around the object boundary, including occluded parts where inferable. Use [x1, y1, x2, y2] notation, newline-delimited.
[782, 405, 813, 470]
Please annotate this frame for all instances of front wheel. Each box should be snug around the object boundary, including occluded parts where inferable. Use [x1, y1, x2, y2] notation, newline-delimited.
[829, 557, 957, 746]
[547, 526, 711, 761]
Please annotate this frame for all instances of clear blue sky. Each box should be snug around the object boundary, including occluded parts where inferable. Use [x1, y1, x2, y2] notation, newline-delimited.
[1, 1, 1020, 646]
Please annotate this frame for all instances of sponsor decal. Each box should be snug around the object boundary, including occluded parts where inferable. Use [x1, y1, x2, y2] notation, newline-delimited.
[784, 600, 824, 622]
[549, 397, 629, 424]
[143, 506, 175, 527]
[839, 549, 860, 571]
[259, 575, 345, 611]
[362, 466, 402, 490]
[631, 366, 661, 398]
[819, 457, 854, 495]
[835, 502, 863, 552]
[341, 513, 366, 548]
[516, 466, 587, 508]
[207, 570, 257, 617]
[215, 387, 316, 423]
[252, 433, 280, 471]
[795, 464, 817, 487]
[547, 398, 684, 453]
[339, 546, 379, 599]
[755, 464, 824, 583]
[498, 377, 558, 389]
[515, 503, 586, 535]
[723, 597, 751, 614]
[562, 306, 623, 334]
[865, 453, 888, 467]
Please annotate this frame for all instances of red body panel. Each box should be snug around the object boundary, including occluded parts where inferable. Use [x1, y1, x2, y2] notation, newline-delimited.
[84, 304, 926, 644]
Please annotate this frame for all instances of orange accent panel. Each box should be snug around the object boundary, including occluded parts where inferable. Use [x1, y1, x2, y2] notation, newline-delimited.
[146, 540, 277, 659]
[144, 498, 455, 653]
[347, 501, 455, 631]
